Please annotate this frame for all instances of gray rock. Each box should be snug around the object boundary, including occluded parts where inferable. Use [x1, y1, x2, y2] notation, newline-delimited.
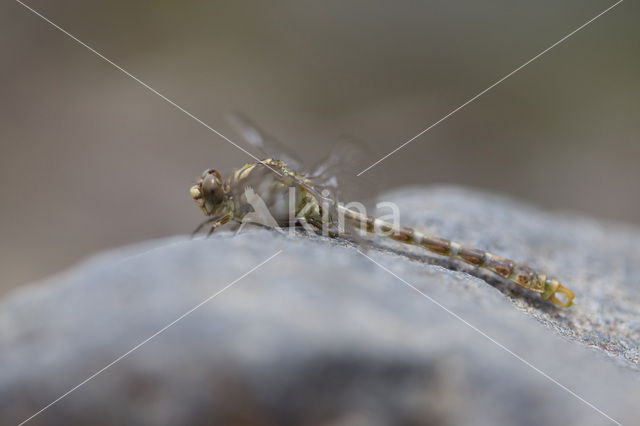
[1, 186, 639, 426]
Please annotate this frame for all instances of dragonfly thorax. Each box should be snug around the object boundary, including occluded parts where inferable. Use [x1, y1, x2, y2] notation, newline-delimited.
[229, 161, 310, 226]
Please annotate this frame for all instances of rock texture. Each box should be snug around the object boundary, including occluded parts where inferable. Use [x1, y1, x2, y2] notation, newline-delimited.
[1, 186, 639, 426]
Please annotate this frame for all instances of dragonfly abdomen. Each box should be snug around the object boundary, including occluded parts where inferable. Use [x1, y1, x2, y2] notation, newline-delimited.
[395, 228, 545, 291]
[340, 207, 573, 307]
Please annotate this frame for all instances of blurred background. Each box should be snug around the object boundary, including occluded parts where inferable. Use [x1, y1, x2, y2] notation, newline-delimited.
[1, 0, 638, 296]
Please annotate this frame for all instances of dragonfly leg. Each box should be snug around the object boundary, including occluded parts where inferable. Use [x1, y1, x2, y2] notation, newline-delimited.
[191, 217, 218, 237]
[308, 217, 341, 237]
[206, 215, 232, 237]
[295, 216, 321, 234]
[191, 215, 232, 238]
[296, 197, 316, 218]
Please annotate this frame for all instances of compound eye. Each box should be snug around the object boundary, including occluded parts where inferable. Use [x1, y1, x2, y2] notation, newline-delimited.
[202, 173, 224, 205]
[201, 168, 221, 180]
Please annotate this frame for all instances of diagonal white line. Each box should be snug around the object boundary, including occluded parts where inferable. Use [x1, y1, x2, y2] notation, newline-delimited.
[356, 249, 622, 426]
[14, 0, 282, 176]
[356, 0, 624, 176]
[18, 250, 283, 426]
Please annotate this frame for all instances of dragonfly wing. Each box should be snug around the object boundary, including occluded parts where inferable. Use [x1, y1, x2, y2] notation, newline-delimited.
[308, 135, 374, 202]
[228, 113, 373, 203]
[226, 112, 303, 169]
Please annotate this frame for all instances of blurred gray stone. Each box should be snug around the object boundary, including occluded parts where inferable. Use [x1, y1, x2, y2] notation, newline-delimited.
[1, 186, 639, 426]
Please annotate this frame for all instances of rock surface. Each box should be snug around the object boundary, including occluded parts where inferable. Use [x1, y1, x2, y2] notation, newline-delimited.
[1, 186, 639, 426]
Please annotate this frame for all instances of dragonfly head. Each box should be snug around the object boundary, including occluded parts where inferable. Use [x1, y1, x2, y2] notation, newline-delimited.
[190, 169, 227, 216]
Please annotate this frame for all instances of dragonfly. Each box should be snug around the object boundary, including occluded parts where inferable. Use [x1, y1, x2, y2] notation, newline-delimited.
[189, 114, 575, 308]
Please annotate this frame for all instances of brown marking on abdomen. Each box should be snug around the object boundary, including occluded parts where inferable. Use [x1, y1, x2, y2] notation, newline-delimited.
[513, 266, 535, 287]
[484, 254, 513, 278]
[418, 235, 451, 255]
[375, 219, 393, 234]
[458, 246, 485, 266]
[395, 226, 415, 242]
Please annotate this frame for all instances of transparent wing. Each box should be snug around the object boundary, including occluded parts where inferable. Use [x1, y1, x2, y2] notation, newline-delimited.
[228, 113, 374, 203]
[307, 135, 375, 203]
[226, 112, 303, 170]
